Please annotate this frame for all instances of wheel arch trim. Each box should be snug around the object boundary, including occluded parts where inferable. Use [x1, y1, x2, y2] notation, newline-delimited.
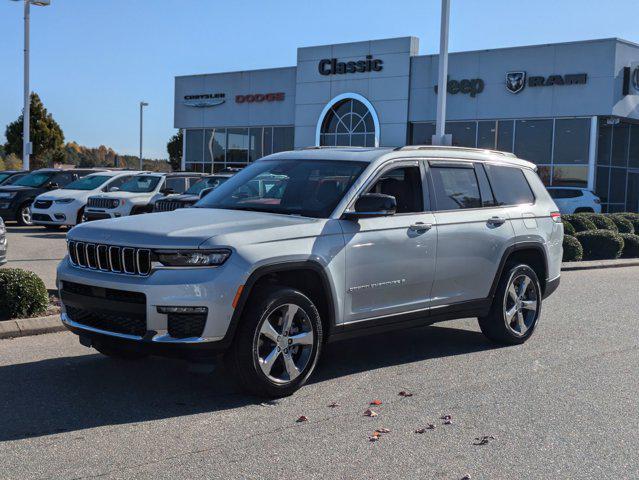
[489, 242, 549, 299]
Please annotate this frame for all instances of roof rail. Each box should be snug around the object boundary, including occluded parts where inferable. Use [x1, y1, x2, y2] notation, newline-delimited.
[395, 145, 518, 158]
[302, 145, 379, 150]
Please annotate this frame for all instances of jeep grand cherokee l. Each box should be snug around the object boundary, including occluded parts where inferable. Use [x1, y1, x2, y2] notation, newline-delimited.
[57, 146, 563, 397]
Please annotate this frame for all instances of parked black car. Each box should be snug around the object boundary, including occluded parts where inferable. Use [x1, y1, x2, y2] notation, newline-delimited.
[0, 169, 104, 226]
[0, 170, 28, 186]
[153, 173, 234, 212]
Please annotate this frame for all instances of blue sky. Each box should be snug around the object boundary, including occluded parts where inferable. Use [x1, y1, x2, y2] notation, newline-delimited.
[1, 0, 638, 159]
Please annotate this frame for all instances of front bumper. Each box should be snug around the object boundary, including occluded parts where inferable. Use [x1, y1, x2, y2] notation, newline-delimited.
[32, 202, 81, 226]
[56, 257, 244, 357]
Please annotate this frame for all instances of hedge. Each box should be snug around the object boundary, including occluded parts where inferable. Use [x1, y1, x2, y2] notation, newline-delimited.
[607, 214, 635, 234]
[0, 268, 49, 319]
[620, 233, 639, 258]
[574, 230, 624, 260]
[562, 214, 596, 232]
[618, 213, 639, 233]
[562, 220, 576, 236]
[562, 234, 583, 262]
[575, 213, 618, 232]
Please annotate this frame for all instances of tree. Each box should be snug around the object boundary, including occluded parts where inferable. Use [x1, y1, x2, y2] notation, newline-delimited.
[3, 153, 22, 170]
[4, 93, 65, 170]
[167, 130, 183, 172]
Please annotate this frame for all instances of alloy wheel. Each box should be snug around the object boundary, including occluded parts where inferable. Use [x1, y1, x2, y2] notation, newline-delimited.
[21, 205, 33, 225]
[502, 273, 539, 337]
[254, 303, 315, 384]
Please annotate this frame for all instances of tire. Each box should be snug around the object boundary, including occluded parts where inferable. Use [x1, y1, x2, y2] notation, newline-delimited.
[93, 342, 148, 360]
[478, 263, 542, 345]
[76, 207, 85, 226]
[228, 286, 323, 398]
[16, 202, 33, 226]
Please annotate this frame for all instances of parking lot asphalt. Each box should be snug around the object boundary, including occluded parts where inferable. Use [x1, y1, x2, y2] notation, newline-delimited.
[0, 225, 68, 289]
[0, 266, 637, 479]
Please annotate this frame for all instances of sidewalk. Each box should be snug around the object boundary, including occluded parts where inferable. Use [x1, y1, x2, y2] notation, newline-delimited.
[562, 258, 639, 271]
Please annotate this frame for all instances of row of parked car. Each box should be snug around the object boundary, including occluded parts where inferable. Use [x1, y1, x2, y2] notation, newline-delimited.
[0, 168, 238, 229]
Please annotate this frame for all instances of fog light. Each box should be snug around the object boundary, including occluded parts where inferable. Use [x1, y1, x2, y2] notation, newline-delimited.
[114, 213, 121, 217]
[157, 306, 208, 314]
[54, 213, 66, 220]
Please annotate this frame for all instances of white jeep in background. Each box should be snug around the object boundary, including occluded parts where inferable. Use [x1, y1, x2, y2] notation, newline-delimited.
[546, 187, 602, 214]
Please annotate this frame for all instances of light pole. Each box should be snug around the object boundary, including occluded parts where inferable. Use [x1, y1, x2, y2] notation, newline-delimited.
[432, 0, 452, 146]
[11, 0, 51, 171]
[139, 101, 148, 169]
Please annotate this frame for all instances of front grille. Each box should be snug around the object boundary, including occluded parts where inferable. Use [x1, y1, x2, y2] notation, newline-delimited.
[62, 281, 146, 304]
[34, 200, 52, 209]
[87, 197, 117, 209]
[32, 213, 53, 222]
[84, 212, 111, 222]
[66, 305, 146, 337]
[155, 200, 183, 212]
[167, 313, 207, 339]
[68, 241, 152, 276]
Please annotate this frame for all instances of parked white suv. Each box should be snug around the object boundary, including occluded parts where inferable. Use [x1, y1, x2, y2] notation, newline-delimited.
[83, 172, 203, 221]
[31, 171, 146, 228]
[57, 146, 563, 397]
[546, 187, 601, 214]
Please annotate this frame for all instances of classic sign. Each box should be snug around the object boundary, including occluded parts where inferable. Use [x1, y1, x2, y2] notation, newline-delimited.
[318, 55, 383, 75]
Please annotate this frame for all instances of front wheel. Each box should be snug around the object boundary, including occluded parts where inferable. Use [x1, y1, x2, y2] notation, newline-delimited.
[229, 287, 323, 398]
[478, 264, 542, 345]
[17, 203, 33, 226]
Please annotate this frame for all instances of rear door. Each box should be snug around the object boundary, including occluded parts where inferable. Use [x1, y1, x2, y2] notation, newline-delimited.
[429, 161, 515, 307]
[339, 161, 437, 323]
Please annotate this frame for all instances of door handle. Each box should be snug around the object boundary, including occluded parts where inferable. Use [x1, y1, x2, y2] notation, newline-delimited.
[487, 216, 506, 226]
[409, 222, 433, 232]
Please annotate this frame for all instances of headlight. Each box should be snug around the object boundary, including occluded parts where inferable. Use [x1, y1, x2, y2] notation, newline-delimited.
[54, 198, 74, 204]
[154, 249, 231, 267]
[112, 199, 125, 208]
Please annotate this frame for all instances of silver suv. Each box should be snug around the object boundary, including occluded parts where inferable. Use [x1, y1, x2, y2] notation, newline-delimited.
[57, 147, 563, 397]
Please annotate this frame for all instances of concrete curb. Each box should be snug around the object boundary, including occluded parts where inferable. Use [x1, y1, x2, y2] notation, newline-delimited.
[562, 259, 639, 271]
[0, 314, 65, 340]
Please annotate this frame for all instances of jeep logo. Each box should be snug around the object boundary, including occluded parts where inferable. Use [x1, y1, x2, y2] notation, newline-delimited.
[434, 77, 485, 97]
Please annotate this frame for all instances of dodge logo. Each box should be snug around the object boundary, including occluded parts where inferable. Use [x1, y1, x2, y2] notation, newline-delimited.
[506, 71, 526, 94]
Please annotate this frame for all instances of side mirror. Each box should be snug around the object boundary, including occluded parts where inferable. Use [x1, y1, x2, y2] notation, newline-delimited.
[343, 193, 397, 220]
[47, 182, 59, 190]
[108, 186, 120, 192]
[161, 188, 175, 196]
[199, 187, 214, 199]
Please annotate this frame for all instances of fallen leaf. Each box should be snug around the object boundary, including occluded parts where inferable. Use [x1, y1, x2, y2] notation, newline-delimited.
[415, 428, 426, 434]
[296, 415, 308, 423]
[363, 409, 378, 417]
[369, 435, 380, 442]
[327, 402, 340, 408]
[398, 391, 413, 397]
[473, 435, 495, 446]
[370, 399, 382, 406]
[375, 428, 390, 434]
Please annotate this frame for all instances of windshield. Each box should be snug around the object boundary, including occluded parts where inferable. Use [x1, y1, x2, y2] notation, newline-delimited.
[185, 176, 229, 195]
[119, 175, 161, 193]
[13, 172, 53, 188]
[195, 159, 366, 218]
[0, 173, 12, 185]
[63, 175, 110, 191]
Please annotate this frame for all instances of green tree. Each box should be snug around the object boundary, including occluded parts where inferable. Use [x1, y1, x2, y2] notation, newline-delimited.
[166, 130, 183, 172]
[4, 92, 65, 170]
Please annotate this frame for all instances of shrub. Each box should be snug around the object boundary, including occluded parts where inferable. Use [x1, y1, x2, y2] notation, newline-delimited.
[619, 233, 639, 258]
[607, 214, 634, 234]
[0, 268, 49, 319]
[562, 220, 576, 236]
[574, 230, 624, 260]
[619, 213, 639, 233]
[562, 214, 596, 232]
[575, 213, 617, 231]
[562, 234, 583, 262]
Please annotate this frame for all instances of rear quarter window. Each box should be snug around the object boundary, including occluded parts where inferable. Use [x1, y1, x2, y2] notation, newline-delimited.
[485, 164, 535, 206]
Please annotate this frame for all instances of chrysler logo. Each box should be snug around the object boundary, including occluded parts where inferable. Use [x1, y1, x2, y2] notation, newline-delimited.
[506, 71, 526, 94]
[183, 93, 226, 108]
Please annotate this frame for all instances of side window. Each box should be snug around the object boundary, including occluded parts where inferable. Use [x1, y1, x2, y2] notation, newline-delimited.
[475, 164, 497, 207]
[366, 166, 423, 214]
[53, 173, 74, 186]
[430, 166, 482, 210]
[166, 177, 187, 193]
[485, 164, 535, 206]
[188, 177, 202, 188]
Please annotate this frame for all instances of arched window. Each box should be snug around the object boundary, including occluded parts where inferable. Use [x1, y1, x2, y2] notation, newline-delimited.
[317, 94, 379, 147]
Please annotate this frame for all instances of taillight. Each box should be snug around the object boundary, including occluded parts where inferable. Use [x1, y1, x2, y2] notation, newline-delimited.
[550, 211, 562, 223]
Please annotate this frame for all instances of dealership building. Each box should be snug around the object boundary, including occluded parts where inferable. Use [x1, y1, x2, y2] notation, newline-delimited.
[174, 36, 639, 212]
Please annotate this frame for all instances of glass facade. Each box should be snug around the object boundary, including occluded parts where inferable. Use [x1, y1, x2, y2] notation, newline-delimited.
[595, 120, 639, 212]
[409, 117, 591, 189]
[184, 126, 294, 173]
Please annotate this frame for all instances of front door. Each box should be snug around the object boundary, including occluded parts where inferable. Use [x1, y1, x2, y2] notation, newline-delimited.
[339, 162, 437, 324]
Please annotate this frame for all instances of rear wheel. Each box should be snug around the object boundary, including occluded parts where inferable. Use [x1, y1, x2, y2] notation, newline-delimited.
[229, 287, 323, 398]
[76, 207, 85, 226]
[479, 263, 541, 345]
[17, 203, 33, 226]
[93, 342, 148, 360]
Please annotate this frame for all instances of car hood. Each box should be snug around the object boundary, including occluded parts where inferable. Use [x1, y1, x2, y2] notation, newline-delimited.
[68, 208, 328, 249]
[36, 189, 89, 201]
[89, 191, 155, 201]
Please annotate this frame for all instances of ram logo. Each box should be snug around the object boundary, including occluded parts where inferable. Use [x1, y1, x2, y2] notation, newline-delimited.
[506, 71, 526, 94]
